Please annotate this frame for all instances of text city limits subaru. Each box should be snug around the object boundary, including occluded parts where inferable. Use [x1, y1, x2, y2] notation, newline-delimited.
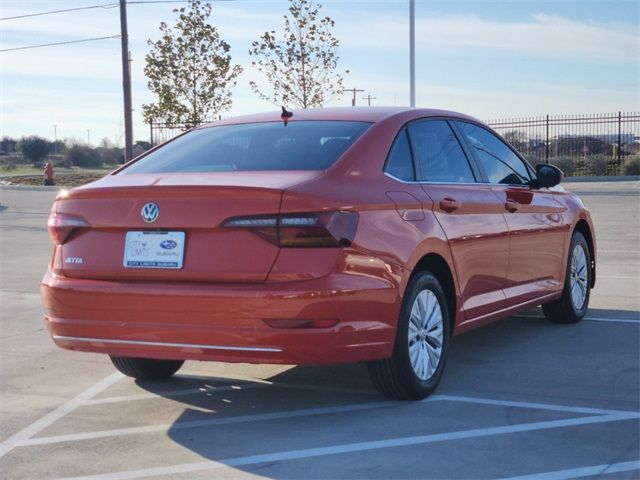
[42, 107, 596, 399]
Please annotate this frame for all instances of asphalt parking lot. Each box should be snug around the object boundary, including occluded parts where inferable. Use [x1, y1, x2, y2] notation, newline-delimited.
[0, 181, 638, 479]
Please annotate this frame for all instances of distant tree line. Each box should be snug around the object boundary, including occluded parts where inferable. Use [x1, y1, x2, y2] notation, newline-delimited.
[0, 135, 151, 169]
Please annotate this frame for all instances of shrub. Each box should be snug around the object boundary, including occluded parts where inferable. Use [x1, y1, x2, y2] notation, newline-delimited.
[66, 145, 102, 168]
[624, 157, 640, 176]
[17, 135, 50, 167]
[549, 157, 576, 177]
[586, 155, 608, 176]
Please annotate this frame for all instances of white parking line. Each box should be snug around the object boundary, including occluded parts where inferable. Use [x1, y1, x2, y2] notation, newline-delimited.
[514, 314, 639, 324]
[598, 275, 640, 280]
[432, 395, 633, 416]
[24, 391, 638, 448]
[60, 412, 639, 480]
[23, 400, 401, 447]
[598, 250, 640, 254]
[0, 372, 122, 459]
[502, 459, 640, 480]
[23, 389, 637, 448]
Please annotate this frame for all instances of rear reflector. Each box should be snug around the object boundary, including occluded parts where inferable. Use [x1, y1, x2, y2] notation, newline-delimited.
[263, 318, 339, 329]
[47, 213, 89, 245]
[222, 211, 358, 248]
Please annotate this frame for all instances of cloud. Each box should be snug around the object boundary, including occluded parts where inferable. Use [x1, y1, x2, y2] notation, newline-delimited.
[1, 2, 638, 142]
[338, 13, 639, 62]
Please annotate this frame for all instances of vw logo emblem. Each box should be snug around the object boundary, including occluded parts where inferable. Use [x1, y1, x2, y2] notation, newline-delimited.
[141, 202, 159, 223]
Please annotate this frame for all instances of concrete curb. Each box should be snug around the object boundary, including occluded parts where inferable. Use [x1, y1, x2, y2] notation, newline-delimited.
[564, 175, 640, 183]
[0, 185, 61, 192]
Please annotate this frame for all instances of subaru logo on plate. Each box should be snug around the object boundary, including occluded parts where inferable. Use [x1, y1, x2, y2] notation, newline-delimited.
[160, 240, 177, 250]
[141, 202, 159, 223]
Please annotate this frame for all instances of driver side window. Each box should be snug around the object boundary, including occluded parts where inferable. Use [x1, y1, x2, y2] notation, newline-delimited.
[455, 122, 531, 185]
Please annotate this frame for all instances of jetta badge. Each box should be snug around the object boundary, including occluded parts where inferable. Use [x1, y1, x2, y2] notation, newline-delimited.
[141, 202, 159, 223]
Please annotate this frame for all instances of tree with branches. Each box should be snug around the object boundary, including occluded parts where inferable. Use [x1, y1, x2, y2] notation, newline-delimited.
[17, 136, 50, 167]
[248, 0, 348, 109]
[142, 0, 243, 126]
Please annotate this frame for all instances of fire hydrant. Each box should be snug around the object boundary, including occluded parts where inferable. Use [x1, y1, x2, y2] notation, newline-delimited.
[43, 161, 55, 186]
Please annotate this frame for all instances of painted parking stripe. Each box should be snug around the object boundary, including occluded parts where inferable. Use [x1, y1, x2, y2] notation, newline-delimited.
[431, 395, 634, 416]
[0, 372, 123, 459]
[501, 459, 640, 480]
[29, 392, 635, 447]
[514, 314, 639, 324]
[598, 274, 640, 279]
[23, 400, 401, 447]
[61, 413, 639, 480]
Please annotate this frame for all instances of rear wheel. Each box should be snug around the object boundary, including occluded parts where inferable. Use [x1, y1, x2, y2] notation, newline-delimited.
[110, 356, 184, 380]
[368, 271, 450, 400]
[542, 231, 591, 324]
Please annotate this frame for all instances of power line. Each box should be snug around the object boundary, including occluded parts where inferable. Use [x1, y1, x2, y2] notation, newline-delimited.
[0, 0, 237, 21]
[0, 35, 121, 53]
[0, 3, 118, 21]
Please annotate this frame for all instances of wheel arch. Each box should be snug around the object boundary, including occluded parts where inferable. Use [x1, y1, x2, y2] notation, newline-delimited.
[573, 219, 596, 288]
[411, 253, 457, 335]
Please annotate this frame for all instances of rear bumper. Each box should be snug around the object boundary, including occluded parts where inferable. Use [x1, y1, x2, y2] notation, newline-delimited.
[41, 270, 400, 365]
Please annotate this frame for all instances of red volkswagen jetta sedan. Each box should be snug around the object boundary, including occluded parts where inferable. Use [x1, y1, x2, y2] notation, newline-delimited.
[42, 107, 596, 399]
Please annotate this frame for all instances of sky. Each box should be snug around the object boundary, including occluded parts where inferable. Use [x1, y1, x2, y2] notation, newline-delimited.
[1, 0, 639, 146]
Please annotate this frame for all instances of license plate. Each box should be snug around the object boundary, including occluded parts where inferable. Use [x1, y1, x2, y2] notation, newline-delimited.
[123, 231, 185, 269]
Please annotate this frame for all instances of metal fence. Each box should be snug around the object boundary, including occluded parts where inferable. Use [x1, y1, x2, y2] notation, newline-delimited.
[149, 112, 640, 176]
[149, 121, 201, 147]
[485, 112, 640, 176]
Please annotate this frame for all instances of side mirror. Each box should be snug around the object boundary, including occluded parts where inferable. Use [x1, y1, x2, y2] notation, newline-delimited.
[532, 164, 563, 189]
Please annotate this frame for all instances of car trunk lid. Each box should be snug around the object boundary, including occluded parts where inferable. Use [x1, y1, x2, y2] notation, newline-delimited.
[55, 172, 319, 282]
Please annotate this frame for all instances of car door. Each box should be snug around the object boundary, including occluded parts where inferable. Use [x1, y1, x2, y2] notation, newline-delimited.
[407, 119, 510, 322]
[453, 121, 568, 306]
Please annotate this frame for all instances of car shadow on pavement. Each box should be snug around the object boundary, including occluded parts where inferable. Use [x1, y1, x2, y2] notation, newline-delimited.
[122, 310, 640, 478]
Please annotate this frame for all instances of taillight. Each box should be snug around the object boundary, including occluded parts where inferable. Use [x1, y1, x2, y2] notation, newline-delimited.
[222, 211, 358, 248]
[47, 213, 89, 245]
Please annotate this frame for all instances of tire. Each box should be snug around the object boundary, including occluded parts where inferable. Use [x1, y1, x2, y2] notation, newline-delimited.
[368, 271, 450, 400]
[110, 356, 184, 380]
[542, 231, 591, 324]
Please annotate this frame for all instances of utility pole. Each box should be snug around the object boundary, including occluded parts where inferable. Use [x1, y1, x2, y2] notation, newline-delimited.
[346, 88, 364, 106]
[119, 0, 134, 162]
[87, 129, 91, 145]
[362, 93, 377, 107]
[53, 125, 58, 154]
[409, 0, 416, 107]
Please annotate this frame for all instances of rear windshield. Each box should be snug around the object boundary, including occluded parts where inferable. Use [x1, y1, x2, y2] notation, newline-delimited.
[121, 121, 371, 173]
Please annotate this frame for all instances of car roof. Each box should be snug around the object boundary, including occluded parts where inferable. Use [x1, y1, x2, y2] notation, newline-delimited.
[198, 107, 481, 128]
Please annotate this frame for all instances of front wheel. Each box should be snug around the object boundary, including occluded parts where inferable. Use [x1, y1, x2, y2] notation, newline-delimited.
[543, 231, 591, 324]
[368, 271, 450, 400]
[110, 356, 184, 380]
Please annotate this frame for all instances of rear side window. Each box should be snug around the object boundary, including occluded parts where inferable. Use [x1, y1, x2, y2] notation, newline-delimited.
[121, 121, 371, 173]
[384, 130, 414, 181]
[408, 120, 476, 183]
[455, 122, 531, 185]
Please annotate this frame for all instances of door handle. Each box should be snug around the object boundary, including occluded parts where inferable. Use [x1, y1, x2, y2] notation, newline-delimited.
[505, 200, 521, 213]
[439, 197, 461, 212]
